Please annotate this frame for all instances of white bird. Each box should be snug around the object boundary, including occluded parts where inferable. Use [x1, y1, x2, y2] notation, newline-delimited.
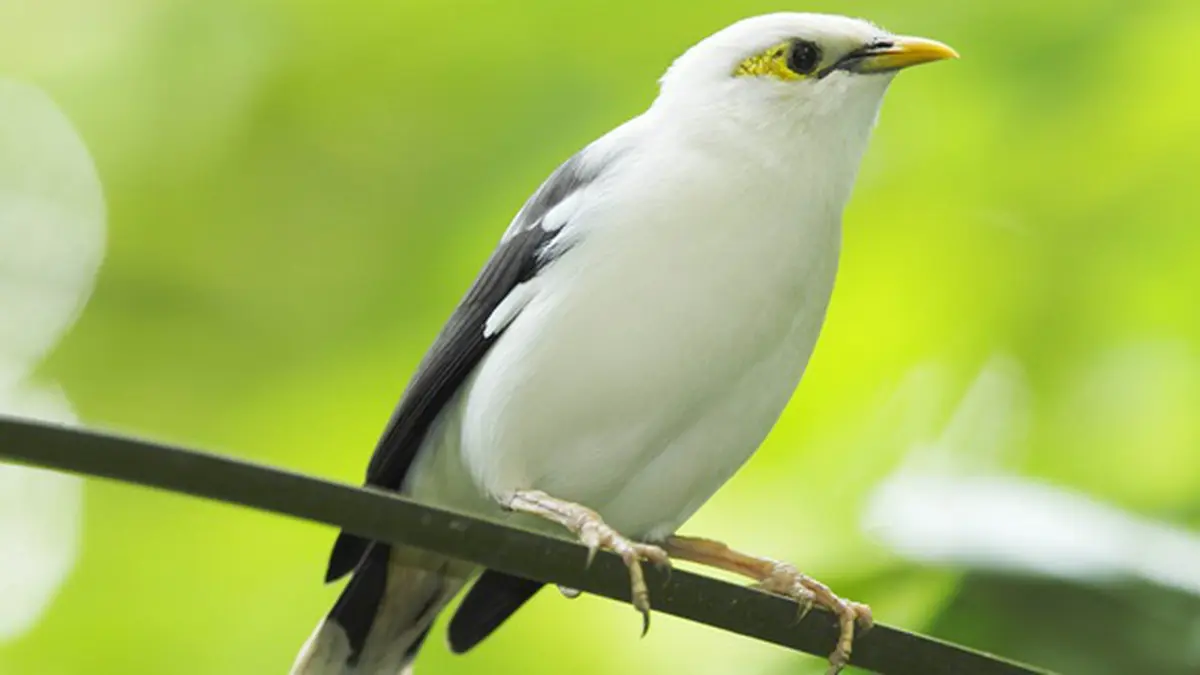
[291, 12, 957, 675]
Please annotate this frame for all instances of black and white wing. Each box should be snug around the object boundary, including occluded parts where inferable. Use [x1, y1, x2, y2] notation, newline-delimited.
[325, 151, 607, 582]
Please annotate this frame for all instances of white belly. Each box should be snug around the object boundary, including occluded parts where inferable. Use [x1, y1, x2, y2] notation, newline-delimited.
[408, 158, 843, 539]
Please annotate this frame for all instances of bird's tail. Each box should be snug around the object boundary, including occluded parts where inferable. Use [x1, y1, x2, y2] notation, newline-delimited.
[290, 544, 470, 675]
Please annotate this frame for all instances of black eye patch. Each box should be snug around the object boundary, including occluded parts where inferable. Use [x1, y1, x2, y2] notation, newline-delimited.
[816, 39, 898, 79]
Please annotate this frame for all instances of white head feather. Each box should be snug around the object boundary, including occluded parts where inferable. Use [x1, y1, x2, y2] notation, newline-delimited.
[642, 12, 952, 207]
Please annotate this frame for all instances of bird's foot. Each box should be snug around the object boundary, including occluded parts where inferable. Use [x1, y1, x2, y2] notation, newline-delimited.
[504, 489, 671, 633]
[663, 536, 871, 675]
[755, 562, 873, 674]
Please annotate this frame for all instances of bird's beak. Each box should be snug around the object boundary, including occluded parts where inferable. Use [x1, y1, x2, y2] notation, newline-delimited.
[830, 36, 959, 76]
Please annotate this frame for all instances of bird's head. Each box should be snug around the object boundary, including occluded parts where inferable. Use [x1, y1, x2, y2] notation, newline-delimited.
[654, 13, 957, 158]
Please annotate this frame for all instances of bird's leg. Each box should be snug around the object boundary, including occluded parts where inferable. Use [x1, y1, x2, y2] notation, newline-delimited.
[662, 536, 871, 675]
[503, 489, 670, 632]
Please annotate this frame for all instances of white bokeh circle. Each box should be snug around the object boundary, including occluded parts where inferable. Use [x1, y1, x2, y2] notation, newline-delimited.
[0, 78, 106, 642]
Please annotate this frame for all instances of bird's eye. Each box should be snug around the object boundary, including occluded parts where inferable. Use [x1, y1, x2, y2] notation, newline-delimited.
[786, 40, 822, 75]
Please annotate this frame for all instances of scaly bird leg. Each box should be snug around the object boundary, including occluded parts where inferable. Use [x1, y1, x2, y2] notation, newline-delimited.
[503, 489, 670, 633]
[662, 536, 872, 675]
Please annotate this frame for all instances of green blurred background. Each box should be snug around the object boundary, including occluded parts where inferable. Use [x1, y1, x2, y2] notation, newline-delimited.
[2, 0, 1199, 673]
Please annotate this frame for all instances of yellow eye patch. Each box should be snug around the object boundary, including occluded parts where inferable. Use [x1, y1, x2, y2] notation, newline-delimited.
[734, 42, 804, 81]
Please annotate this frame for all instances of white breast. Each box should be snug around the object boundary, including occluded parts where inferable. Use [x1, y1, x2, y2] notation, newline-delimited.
[435, 127, 845, 538]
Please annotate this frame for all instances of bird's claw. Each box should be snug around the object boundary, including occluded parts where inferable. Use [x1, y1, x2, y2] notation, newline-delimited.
[756, 562, 872, 674]
[795, 589, 816, 623]
[505, 490, 673, 636]
[580, 521, 669, 633]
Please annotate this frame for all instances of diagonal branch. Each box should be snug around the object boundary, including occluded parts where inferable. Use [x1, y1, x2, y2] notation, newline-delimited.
[0, 415, 1052, 675]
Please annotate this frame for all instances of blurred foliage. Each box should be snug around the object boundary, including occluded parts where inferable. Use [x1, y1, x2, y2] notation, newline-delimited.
[1, 0, 1199, 673]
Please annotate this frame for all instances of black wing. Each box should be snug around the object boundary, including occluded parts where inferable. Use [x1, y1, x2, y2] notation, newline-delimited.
[325, 151, 605, 582]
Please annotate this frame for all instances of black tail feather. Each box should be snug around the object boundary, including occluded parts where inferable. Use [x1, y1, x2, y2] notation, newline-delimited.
[327, 543, 389, 663]
[293, 544, 465, 674]
[448, 570, 544, 653]
[326, 531, 371, 583]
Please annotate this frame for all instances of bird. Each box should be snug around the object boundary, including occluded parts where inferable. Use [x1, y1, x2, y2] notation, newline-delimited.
[290, 12, 957, 675]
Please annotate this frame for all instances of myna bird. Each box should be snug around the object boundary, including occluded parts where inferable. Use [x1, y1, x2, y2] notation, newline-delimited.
[291, 12, 957, 675]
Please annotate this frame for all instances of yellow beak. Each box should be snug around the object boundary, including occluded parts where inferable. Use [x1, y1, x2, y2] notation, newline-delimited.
[852, 36, 959, 73]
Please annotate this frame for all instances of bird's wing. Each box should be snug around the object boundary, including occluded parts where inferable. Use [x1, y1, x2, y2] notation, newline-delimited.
[325, 150, 612, 582]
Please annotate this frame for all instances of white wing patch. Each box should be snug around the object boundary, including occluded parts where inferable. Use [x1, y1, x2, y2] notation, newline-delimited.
[483, 280, 539, 338]
[539, 191, 582, 232]
[485, 183, 588, 339]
